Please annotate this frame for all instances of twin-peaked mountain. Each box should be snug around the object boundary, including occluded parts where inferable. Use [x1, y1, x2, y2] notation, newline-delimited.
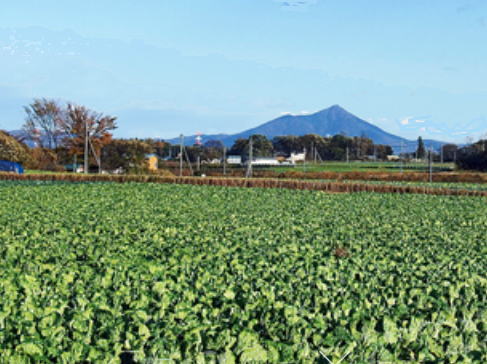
[167, 105, 444, 152]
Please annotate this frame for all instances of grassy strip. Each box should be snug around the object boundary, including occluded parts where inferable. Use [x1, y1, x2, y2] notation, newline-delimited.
[2, 172, 487, 197]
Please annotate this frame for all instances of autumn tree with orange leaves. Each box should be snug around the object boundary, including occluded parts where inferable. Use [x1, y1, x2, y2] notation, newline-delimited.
[60, 103, 117, 172]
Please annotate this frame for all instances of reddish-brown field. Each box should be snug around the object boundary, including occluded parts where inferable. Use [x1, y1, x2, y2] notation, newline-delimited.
[2, 172, 486, 197]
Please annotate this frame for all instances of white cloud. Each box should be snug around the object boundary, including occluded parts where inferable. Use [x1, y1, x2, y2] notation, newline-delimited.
[400, 117, 428, 126]
[419, 127, 427, 132]
[400, 118, 410, 125]
[280, 110, 311, 115]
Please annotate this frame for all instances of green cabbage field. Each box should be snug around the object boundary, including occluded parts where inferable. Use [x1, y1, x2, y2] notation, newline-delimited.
[1, 181, 486, 363]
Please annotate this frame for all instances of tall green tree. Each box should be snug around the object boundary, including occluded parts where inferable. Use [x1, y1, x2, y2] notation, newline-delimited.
[202, 140, 225, 161]
[229, 135, 273, 158]
[297, 134, 326, 160]
[101, 139, 154, 173]
[416, 136, 426, 159]
[456, 139, 487, 171]
[375, 145, 394, 160]
[442, 144, 458, 162]
[272, 136, 301, 155]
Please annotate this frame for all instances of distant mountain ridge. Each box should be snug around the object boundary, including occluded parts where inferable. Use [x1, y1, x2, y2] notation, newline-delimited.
[166, 105, 446, 153]
[8, 105, 446, 153]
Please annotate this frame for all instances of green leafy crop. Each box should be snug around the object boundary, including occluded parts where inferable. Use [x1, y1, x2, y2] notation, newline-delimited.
[0, 181, 485, 362]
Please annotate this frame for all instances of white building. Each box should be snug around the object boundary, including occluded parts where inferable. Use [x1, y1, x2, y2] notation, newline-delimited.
[287, 152, 306, 164]
[250, 158, 280, 166]
[227, 155, 242, 165]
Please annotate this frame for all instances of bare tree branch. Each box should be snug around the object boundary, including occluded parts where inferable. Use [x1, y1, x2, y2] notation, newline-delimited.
[22, 98, 65, 149]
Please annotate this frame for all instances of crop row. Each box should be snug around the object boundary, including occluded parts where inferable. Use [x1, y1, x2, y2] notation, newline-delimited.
[309, 179, 487, 192]
[175, 168, 487, 184]
[1, 172, 487, 197]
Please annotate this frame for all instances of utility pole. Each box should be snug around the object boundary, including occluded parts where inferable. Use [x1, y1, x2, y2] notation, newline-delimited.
[179, 134, 183, 177]
[440, 145, 444, 164]
[246, 136, 253, 178]
[428, 147, 433, 183]
[400, 141, 404, 174]
[303, 147, 307, 172]
[346, 146, 349, 164]
[184, 146, 194, 176]
[84, 118, 89, 174]
[316, 150, 324, 165]
[223, 146, 227, 176]
[88, 139, 101, 174]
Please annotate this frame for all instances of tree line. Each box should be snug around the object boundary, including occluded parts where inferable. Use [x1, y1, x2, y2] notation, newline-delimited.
[14, 99, 396, 171]
[1, 98, 486, 172]
[161, 134, 394, 164]
[412, 136, 459, 163]
[6, 98, 165, 173]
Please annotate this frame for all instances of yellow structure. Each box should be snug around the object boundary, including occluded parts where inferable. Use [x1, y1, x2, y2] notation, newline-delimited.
[146, 154, 158, 171]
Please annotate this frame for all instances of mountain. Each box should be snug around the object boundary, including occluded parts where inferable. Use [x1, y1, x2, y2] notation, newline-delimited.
[166, 105, 446, 153]
[6, 130, 51, 148]
[8, 105, 447, 153]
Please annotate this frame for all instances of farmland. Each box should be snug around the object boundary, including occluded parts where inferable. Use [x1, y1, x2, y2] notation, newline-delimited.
[270, 161, 455, 173]
[1, 181, 486, 363]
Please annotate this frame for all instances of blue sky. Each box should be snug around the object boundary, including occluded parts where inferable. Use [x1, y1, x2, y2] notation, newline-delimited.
[0, 0, 486, 142]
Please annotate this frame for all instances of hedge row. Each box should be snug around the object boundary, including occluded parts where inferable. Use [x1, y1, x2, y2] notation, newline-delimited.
[165, 167, 487, 183]
[1, 172, 487, 197]
[275, 170, 487, 183]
